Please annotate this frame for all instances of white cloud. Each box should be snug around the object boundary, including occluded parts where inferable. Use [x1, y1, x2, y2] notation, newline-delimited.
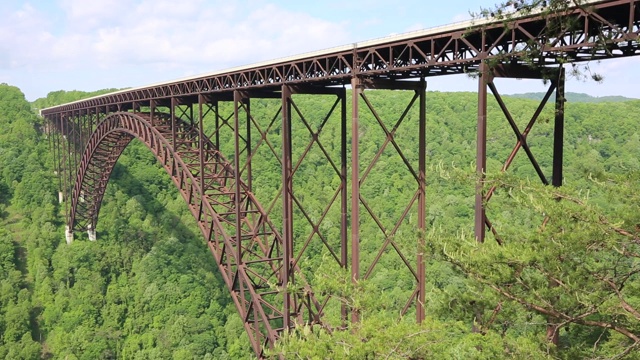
[89, 1, 347, 68]
[59, 0, 130, 30]
[0, 4, 52, 69]
[1, 0, 351, 95]
[9, 0, 634, 101]
[589, 57, 638, 77]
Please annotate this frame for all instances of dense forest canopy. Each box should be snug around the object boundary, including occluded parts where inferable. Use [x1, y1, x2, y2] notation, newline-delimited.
[0, 84, 252, 359]
[0, 81, 639, 358]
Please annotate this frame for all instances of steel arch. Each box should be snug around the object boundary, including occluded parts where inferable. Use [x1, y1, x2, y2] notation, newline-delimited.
[69, 111, 322, 357]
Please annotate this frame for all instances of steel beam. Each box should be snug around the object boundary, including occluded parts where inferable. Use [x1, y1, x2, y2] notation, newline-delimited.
[245, 99, 252, 192]
[475, 62, 488, 243]
[350, 77, 362, 323]
[198, 94, 206, 220]
[480, 66, 565, 243]
[340, 86, 348, 323]
[553, 68, 566, 187]
[233, 91, 244, 266]
[214, 100, 220, 149]
[63, 113, 72, 225]
[42, 0, 640, 116]
[171, 97, 177, 167]
[488, 81, 550, 186]
[53, 114, 63, 203]
[350, 76, 426, 320]
[417, 77, 426, 323]
[281, 85, 294, 329]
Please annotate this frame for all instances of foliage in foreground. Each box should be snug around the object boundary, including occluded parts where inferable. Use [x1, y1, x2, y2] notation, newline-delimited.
[431, 172, 640, 359]
[275, 172, 640, 359]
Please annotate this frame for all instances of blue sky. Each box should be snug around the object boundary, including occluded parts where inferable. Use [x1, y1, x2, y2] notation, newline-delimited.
[1, 0, 638, 101]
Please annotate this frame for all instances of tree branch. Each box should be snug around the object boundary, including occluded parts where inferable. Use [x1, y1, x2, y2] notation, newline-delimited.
[487, 283, 640, 342]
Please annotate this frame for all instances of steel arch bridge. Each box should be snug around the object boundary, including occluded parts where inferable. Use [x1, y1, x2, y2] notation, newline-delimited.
[41, 1, 640, 357]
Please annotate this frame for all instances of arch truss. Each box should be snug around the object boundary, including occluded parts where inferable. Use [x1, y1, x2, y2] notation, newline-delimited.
[65, 110, 323, 356]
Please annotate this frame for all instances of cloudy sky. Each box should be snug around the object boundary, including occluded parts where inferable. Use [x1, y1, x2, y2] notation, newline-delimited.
[1, 0, 638, 101]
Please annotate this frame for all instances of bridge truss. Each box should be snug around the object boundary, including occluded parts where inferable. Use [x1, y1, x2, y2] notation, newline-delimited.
[42, 0, 639, 357]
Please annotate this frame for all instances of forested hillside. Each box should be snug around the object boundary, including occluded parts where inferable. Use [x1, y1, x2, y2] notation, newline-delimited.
[1, 82, 639, 358]
[507, 91, 635, 103]
[1, 84, 251, 359]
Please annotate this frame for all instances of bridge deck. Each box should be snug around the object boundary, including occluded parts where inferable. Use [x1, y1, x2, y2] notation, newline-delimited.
[40, 0, 638, 115]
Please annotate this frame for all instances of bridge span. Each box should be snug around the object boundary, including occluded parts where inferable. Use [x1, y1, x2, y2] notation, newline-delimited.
[40, 0, 639, 357]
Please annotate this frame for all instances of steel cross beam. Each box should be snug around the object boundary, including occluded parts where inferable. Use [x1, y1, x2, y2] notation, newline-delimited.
[350, 77, 427, 323]
[66, 109, 329, 356]
[232, 85, 350, 328]
[52, 74, 428, 348]
[283, 85, 349, 324]
[474, 64, 565, 243]
[209, 85, 351, 343]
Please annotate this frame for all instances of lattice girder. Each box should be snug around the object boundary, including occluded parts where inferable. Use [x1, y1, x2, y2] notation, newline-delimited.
[68, 112, 322, 357]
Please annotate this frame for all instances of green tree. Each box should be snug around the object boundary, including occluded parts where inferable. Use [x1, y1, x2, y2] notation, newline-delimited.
[429, 172, 640, 359]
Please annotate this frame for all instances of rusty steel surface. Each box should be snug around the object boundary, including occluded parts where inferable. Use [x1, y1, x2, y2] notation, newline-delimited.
[66, 111, 324, 356]
[43, 1, 640, 358]
[475, 65, 566, 242]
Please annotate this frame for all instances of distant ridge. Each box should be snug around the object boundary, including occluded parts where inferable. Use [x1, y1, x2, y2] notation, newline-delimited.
[506, 92, 637, 103]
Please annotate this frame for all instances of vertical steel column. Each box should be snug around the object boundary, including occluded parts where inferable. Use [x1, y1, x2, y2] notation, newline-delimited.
[171, 98, 177, 153]
[63, 113, 73, 225]
[417, 77, 427, 323]
[351, 77, 362, 323]
[90, 109, 96, 145]
[552, 68, 565, 187]
[46, 116, 53, 190]
[281, 85, 294, 328]
[214, 101, 220, 150]
[86, 110, 91, 146]
[150, 100, 156, 127]
[69, 111, 75, 171]
[245, 99, 253, 192]
[475, 63, 489, 243]
[71, 111, 79, 192]
[54, 115, 64, 203]
[198, 95, 206, 218]
[59, 116, 67, 216]
[78, 111, 85, 158]
[233, 91, 244, 264]
[549, 67, 564, 345]
[59, 113, 66, 206]
[340, 87, 349, 323]
[189, 103, 194, 126]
